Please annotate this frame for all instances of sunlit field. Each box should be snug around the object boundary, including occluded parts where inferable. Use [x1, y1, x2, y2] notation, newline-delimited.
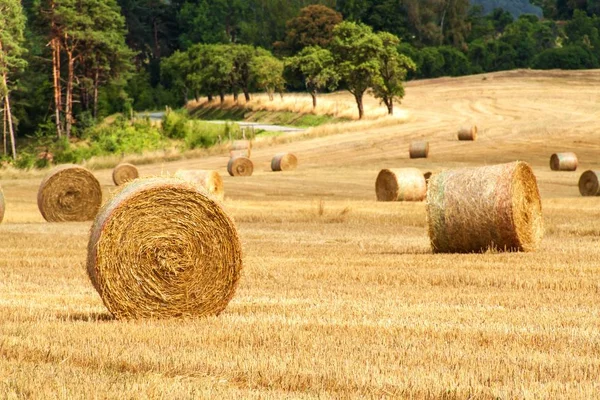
[2, 69, 600, 399]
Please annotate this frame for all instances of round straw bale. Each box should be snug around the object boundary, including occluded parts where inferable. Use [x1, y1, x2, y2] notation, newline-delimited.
[550, 152, 578, 171]
[175, 169, 224, 200]
[409, 141, 429, 158]
[112, 163, 139, 186]
[86, 178, 242, 320]
[458, 125, 478, 141]
[578, 170, 600, 196]
[230, 140, 252, 158]
[375, 168, 427, 201]
[38, 164, 102, 222]
[426, 161, 543, 253]
[271, 153, 298, 171]
[227, 156, 254, 177]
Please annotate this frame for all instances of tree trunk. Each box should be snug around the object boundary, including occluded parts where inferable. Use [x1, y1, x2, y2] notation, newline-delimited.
[219, 91, 225, 104]
[2, 99, 6, 155]
[354, 92, 365, 120]
[267, 89, 274, 101]
[1, 73, 17, 160]
[51, 38, 63, 138]
[243, 89, 250, 102]
[65, 50, 75, 139]
[93, 69, 99, 119]
[385, 98, 393, 115]
[208, 94, 213, 102]
[233, 91, 239, 102]
[311, 91, 317, 109]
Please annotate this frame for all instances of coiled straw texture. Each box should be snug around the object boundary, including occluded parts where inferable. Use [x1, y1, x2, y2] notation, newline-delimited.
[228, 156, 254, 177]
[458, 125, 478, 141]
[86, 178, 243, 320]
[409, 142, 429, 158]
[271, 153, 298, 171]
[38, 164, 102, 222]
[113, 163, 139, 186]
[175, 169, 225, 200]
[550, 152, 578, 171]
[579, 170, 600, 196]
[375, 168, 427, 201]
[427, 161, 543, 253]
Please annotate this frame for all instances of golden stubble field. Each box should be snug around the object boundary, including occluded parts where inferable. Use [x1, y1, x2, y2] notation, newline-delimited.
[2, 69, 600, 399]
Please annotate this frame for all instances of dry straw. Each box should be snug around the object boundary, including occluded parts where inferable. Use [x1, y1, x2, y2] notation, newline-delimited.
[427, 161, 543, 253]
[175, 169, 225, 200]
[375, 168, 427, 201]
[228, 156, 254, 177]
[458, 125, 478, 141]
[550, 152, 578, 171]
[86, 177, 243, 320]
[112, 163, 139, 186]
[409, 141, 429, 158]
[579, 170, 600, 196]
[0, 186, 5, 223]
[271, 152, 298, 171]
[230, 140, 252, 158]
[38, 164, 102, 222]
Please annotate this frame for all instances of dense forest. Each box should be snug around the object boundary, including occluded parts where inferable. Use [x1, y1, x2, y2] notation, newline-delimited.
[1, 0, 600, 164]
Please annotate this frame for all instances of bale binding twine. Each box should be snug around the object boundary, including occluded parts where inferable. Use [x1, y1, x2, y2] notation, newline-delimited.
[271, 153, 298, 171]
[112, 163, 139, 186]
[579, 170, 600, 196]
[458, 125, 477, 141]
[38, 164, 102, 222]
[426, 161, 543, 253]
[375, 168, 427, 201]
[86, 177, 243, 319]
[228, 156, 254, 177]
[409, 141, 429, 158]
[550, 152, 578, 171]
[175, 169, 224, 200]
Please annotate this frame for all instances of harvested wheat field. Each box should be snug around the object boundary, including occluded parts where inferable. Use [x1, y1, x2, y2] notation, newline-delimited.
[2, 70, 600, 399]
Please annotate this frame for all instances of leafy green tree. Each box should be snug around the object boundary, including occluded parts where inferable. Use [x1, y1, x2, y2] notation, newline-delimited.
[532, 45, 598, 69]
[330, 21, 383, 119]
[286, 46, 339, 109]
[371, 32, 415, 115]
[0, 0, 27, 159]
[250, 54, 284, 100]
[161, 50, 192, 104]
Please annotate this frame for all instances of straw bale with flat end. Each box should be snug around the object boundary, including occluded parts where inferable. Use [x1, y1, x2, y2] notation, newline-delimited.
[579, 170, 600, 196]
[550, 152, 578, 171]
[38, 164, 102, 222]
[458, 125, 477, 141]
[426, 161, 543, 253]
[86, 177, 243, 320]
[175, 169, 224, 200]
[112, 163, 139, 186]
[271, 153, 298, 171]
[228, 156, 254, 177]
[230, 140, 252, 158]
[409, 142, 429, 158]
[375, 168, 426, 201]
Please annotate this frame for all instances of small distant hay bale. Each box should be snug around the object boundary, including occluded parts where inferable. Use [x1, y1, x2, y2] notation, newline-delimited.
[86, 178, 243, 320]
[175, 169, 224, 200]
[38, 164, 102, 222]
[550, 152, 578, 171]
[578, 170, 600, 196]
[230, 140, 252, 158]
[458, 125, 478, 141]
[409, 141, 429, 158]
[112, 163, 139, 186]
[271, 153, 298, 171]
[375, 168, 427, 201]
[228, 156, 254, 177]
[426, 161, 543, 253]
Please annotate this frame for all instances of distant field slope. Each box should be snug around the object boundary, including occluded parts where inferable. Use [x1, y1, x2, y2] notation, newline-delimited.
[471, 0, 542, 17]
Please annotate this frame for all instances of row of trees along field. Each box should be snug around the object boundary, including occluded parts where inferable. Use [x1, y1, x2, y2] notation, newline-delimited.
[3, 0, 600, 161]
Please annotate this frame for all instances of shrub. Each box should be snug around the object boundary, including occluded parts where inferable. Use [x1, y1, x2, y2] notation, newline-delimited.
[532, 45, 599, 70]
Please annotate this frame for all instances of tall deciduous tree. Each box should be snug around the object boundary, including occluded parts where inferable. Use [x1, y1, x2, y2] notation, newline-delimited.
[250, 54, 284, 100]
[0, 0, 27, 159]
[330, 21, 382, 119]
[286, 46, 338, 109]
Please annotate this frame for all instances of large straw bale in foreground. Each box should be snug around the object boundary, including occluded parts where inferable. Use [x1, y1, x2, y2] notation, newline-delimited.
[271, 153, 298, 171]
[579, 170, 600, 196]
[458, 125, 477, 141]
[38, 164, 102, 222]
[86, 178, 242, 319]
[230, 140, 252, 158]
[550, 152, 578, 171]
[228, 156, 254, 176]
[112, 163, 139, 186]
[409, 141, 429, 158]
[427, 161, 543, 253]
[375, 168, 426, 201]
[175, 169, 224, 200]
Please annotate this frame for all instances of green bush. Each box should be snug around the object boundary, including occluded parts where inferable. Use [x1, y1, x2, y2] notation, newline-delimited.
[162, 110, 191, 139]
[185, 121, 239, 149]
[532, 45, 599, 70]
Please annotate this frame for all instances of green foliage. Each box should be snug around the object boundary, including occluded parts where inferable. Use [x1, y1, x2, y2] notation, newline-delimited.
[286, 46, 339, 107]
[532, 45, 599, 69]
[250, 54, 285, 100]
[162, 110, 191, 139]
